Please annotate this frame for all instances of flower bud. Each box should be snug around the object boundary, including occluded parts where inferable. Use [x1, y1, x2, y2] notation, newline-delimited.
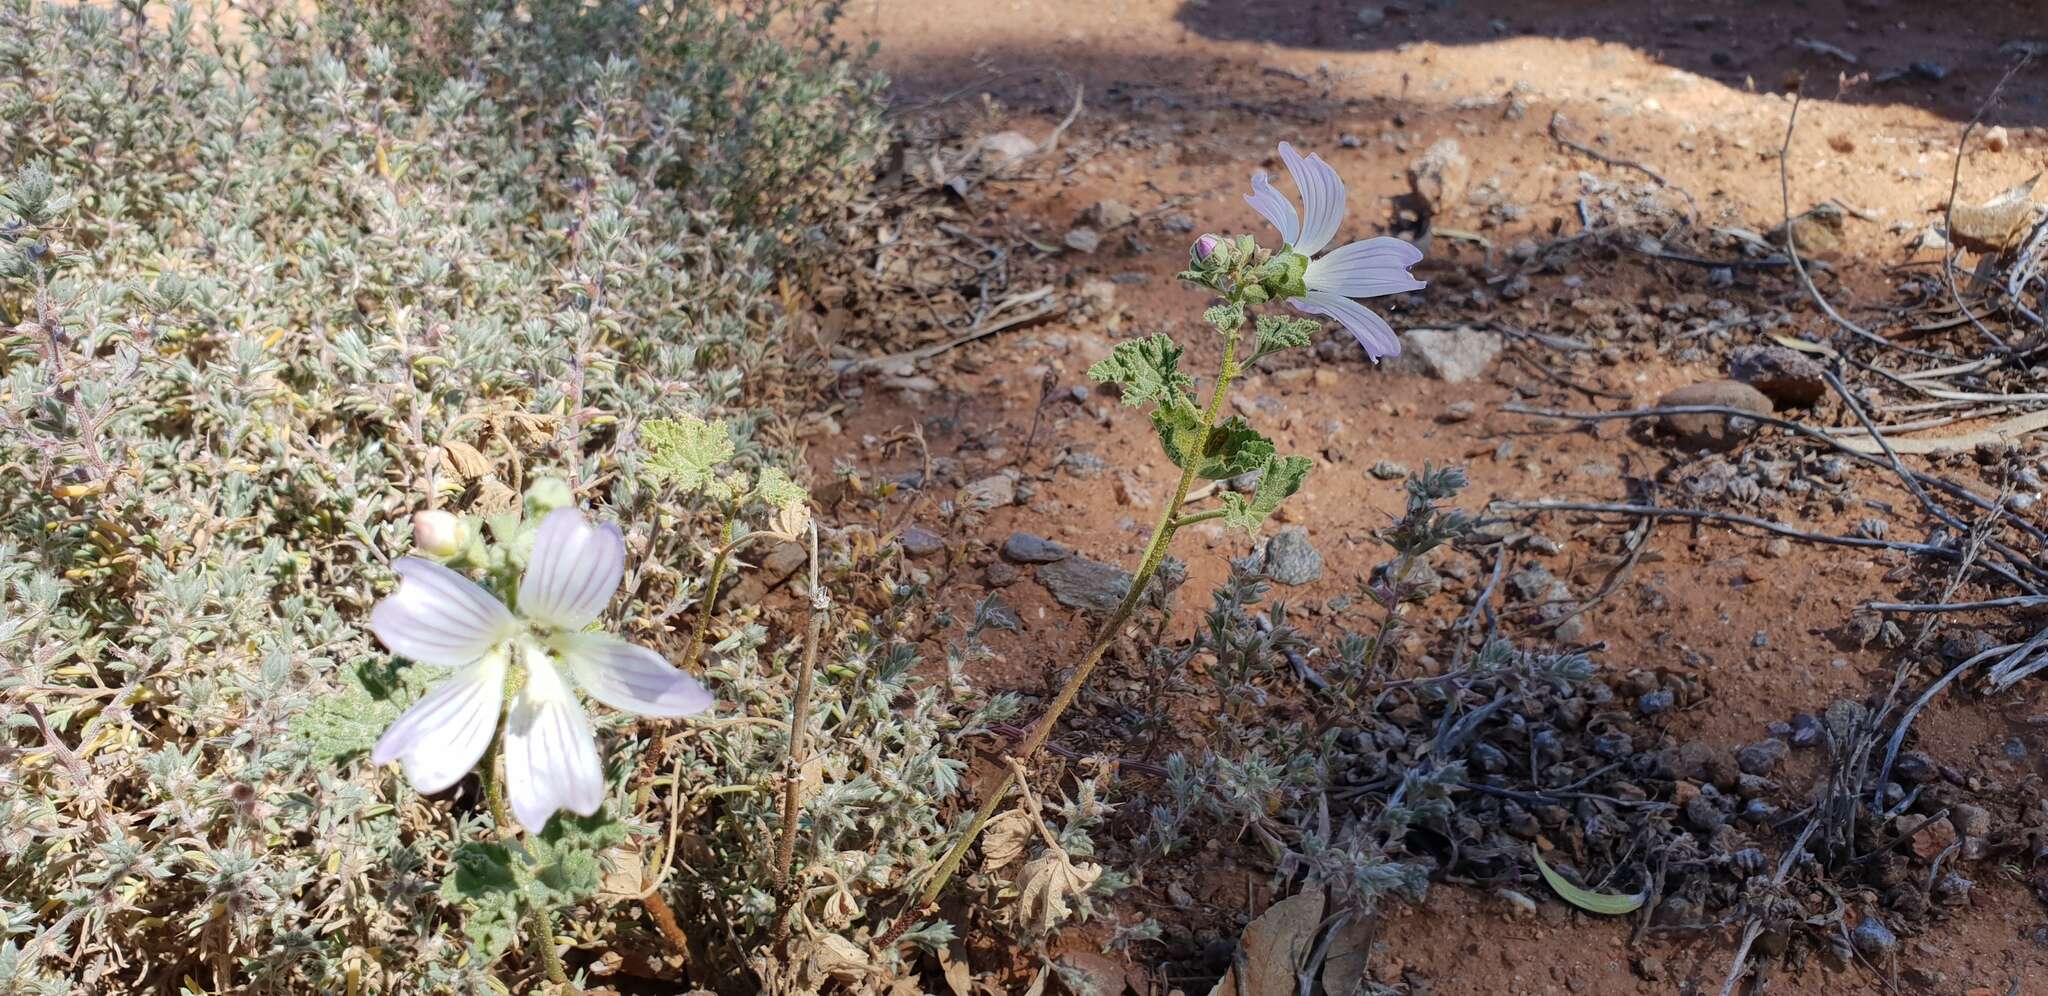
[1193, 233, 1221, 261]
[412, 510, 466, 559]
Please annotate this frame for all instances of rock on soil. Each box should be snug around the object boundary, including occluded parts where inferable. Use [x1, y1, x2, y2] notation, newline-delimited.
[1851, 917, 1897, 957]
[1407, 138, 1470, 221]
[1736, 738, 1788, 775]
[1729, 344, 1827, 407]
[1085, 199, 1137, 229]
[1260, 527, 1324, 585]
[1387, 327, 1500, 383]
[1657, 380, 1773, 450]
[1001, 531, 1071, 563]
[1035, 555, 1133, 613]
[976, 130, 1038, 173]
[728, 538, 807, 603]
[960, 472, 1019, 509]
[901, 526, 944, 557]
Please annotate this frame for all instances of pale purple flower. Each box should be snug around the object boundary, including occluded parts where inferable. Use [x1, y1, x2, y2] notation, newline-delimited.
[1193, 233, 1221, 260]
[1245, 141, 1425, 360]
[369, 507, 713, 833]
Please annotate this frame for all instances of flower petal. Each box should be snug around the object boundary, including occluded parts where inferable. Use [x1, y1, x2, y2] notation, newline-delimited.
[518, 507, 626, 631]
[1304, 237, 1427, 298]
[556, 631, 714, 718]
[503, 655, 604, 834]
[1244, 170, 1301, 247]
[1278, 143, 1348, 257]
[370, 558, 518, 667]
[371, 651, 507, 794]
[1291, 289, 1403, 362]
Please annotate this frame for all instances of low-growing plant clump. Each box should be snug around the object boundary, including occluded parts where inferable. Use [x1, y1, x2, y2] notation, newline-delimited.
[0, 0, 909, 990]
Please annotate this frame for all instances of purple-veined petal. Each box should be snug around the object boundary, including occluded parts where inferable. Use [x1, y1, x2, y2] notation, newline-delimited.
[1279, 142, 1347, 257]
[1304, 237, 1427, 298]
[1291, 289, 1403, 362]
[1244, 170, 1301, 246]
[503, 654, 604, 834]
[371, 651, 507, 794]
[518, 507, 626, 631]
[556, 631, 714, 718]
[370, 558, 518, 667]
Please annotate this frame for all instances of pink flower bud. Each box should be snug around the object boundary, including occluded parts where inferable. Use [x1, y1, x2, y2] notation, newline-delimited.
[1193, 234, 1221, 260]
[412, 510, 464, 558]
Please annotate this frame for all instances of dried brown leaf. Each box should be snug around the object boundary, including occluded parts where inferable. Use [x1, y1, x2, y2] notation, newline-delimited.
[980, 809, 1034, 873]
[440, 439, 492, 482]
[1012, 853, 1100, 936]
[1207, 890, 1325, 996]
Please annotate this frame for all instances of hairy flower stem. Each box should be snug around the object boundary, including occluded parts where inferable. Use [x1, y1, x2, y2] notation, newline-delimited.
[681, 522, 790, 671]
[682, 516, 737, 668]
[884, 333, 1243, 944]
[770, 522, 826, 943]
[480, 742, 572, 988]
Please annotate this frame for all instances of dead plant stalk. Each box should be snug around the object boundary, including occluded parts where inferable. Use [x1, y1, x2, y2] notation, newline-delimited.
[771, 521, 827, 941]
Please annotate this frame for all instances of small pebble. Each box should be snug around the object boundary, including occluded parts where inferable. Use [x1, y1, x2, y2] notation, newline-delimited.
[1893, 750, 1939, 785]
[901, 526, 944, 558]
[1736, 738, 1788, 775]
[1851, 917, 1897, 958]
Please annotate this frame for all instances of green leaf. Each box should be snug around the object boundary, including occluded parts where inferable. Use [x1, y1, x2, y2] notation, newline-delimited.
[753, 465, 808, 511]
[438, 841, 522, 961]
[434, 811, 628, 966]
[1153, 415, 1273, 481]
[288, 661, 412, 764]
[1532, 848, 1645, 916]
[527, 811, 630, 907]
[642, 414, 737, 499]
[1088, 334, 1194, 410]
[1253, 314, 1317, 355]
[1219, 454, 1313, 534]
[1203, 302, 1245, 335]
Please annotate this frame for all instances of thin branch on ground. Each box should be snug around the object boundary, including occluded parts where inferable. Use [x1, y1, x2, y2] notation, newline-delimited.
[1939, 56, 2031, 354]
[1548, 111, 1698, 222]
[1865, 594, 2048, 613]
[1494, 499, 1970, 561]
[1777, 92, 1952, 361]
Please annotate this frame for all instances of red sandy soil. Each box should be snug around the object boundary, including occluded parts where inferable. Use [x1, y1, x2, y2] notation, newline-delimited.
[804, 1, 2048, 992]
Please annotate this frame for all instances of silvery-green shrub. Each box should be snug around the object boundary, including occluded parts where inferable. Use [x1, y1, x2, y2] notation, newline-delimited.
[0, 1, 993, 991]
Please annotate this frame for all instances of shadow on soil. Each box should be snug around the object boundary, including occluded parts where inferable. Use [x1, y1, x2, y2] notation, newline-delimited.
[1172, 0, 2048, 126]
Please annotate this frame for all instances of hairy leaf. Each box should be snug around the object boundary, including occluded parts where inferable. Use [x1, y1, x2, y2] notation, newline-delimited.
[1219, 455, 1313, 534]
[1203, 302, 1246, 335]
[1088, 333, 1195, 410]
[1253, 314, 1318, 355]
[1153, 414, 1273, 481]
[643, 414, 737, 498]
[754, 465, 808, 510]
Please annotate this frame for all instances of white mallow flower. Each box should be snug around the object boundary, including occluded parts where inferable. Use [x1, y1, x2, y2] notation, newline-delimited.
[369, 507, 713, 833]
[1244, 141, 1426, 360]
